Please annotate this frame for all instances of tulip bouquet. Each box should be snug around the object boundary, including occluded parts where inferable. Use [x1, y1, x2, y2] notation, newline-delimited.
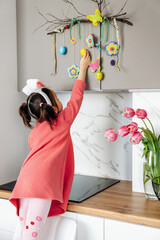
[105, 107, 160, 199]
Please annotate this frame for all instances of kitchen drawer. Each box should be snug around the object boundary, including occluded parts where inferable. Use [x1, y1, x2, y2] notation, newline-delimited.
[105, 218, 160, 240]
[77, 213, 104, 240]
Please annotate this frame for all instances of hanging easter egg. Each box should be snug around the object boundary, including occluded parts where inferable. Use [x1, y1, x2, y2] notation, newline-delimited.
[96, 71, 103, 81]
[70, 38, 77, 44]
[85, 34, 94, 48]
[80, 48, 86, 56]
[59, 46, 67, 55]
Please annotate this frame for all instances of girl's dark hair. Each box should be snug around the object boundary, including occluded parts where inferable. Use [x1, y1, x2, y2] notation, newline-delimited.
[19, 88, 58, 129]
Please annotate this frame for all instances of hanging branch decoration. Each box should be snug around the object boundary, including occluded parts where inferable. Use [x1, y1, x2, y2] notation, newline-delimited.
[34, 0, 133, 35]
[34, 0, 133, 79]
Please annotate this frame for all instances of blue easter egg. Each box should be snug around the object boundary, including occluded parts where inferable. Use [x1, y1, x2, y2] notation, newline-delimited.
[59, 46, 67, 55]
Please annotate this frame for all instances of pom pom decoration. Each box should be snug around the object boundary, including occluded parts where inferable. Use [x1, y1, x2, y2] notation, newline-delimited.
[70, 38, 77, 44]
[85, 34, 94, 48]
[110, 59, 115, 66]
[68, 64, 80, 78]
[87, 9, 102, 26]
[59, 46, 67, 55]
[96, 71, 103, 81]
[88, 57, 100, 72]
[80, 48, 86, 56]
[105, 41, 119, 56]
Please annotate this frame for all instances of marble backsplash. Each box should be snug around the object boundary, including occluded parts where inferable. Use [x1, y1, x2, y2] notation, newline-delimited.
[57, 91, 132, 181]
[0, 90, 132, 185]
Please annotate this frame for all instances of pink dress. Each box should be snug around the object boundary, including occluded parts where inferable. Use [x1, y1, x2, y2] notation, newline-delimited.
[9, 80, 85, 217]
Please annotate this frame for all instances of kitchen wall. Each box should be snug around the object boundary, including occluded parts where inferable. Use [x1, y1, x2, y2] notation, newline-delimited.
[0, 0, 133, 186]
[0, 0, 30, 185]
[1, 0, 159, 193]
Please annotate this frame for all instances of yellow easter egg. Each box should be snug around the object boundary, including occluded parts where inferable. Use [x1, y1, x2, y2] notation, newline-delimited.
[80, 48, 86, 56]
[96, 71, 103, 81]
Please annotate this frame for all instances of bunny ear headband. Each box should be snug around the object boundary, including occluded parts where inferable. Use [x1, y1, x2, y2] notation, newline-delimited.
[22, 79, 52, 105]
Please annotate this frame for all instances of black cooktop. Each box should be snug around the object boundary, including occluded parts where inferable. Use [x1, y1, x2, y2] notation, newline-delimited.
[0, 175, 119, 203]
[69, 174, 120, 202]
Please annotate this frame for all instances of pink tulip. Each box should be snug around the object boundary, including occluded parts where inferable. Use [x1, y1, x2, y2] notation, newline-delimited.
[105, 128, 118, 143]
[122, 108, 135, 118]
[135, 109, 147, 119]
[126, 122, 138, 133]
[130, 131, 143, 144]
[118, 126, 129, 137]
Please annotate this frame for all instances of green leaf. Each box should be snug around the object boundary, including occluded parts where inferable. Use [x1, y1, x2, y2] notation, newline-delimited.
[142, 148, 148, 158]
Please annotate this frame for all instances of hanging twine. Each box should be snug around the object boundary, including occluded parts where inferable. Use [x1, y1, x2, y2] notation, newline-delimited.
[51, 33, 56, 76]
[101, 17, 109, 42]
[113, 18, 120, 71]
[70, 18, 81, 40]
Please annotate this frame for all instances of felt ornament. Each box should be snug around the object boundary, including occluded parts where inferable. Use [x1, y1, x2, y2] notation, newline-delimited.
[105, 41, 119, 56]
[87, 9, 102, 26]
[68, 64, 80, 78]
[88, 57, 100, 72]
[70, 38, 77, 44]
[85, 34, 94, 48]
[70, 18, 81, 44]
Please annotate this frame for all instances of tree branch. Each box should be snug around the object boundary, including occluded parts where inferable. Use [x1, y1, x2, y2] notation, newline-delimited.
[62, 0, 86, 17]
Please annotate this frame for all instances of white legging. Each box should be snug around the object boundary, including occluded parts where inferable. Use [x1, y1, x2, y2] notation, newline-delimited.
[19, 198, 52, 240]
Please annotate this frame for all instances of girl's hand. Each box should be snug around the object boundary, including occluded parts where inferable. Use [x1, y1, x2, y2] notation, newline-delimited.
[80, 50, 91, 72]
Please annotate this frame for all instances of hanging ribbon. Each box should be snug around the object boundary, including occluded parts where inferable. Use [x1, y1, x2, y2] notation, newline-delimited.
[101, 17, 109, 42]
[70, 18, 81, 40]
[51, 33, 56, 76]
[113, 18, 120, 71]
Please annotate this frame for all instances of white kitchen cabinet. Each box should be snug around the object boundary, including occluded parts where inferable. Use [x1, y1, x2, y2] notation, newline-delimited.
[105, 218, 160, 240]
[76, 213, 104, 240]
[0, 199, 19, 240]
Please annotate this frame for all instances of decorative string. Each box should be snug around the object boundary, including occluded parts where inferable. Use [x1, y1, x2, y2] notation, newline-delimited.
[100, 17, 109, 42]
[70, 18, 81, 40]
[89, 23, 95, 61]
[81, 23, 84, 48]
[51, 33, 56, 75]
[113, 18, 120, 71]
[73, 26, 75, 63]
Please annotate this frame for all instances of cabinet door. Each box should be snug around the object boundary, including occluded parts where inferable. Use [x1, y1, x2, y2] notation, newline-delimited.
[101, 0, 160, 90]
[77, 213, 104, 240]
[105, 218, 160, 240]
[0, 199, 18, 238]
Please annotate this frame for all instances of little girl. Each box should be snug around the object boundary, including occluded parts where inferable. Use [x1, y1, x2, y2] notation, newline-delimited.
[9, 50, 90, 240]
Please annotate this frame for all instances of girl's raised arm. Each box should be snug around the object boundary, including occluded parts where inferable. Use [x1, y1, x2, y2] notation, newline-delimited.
[62, 51, 90, 125]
